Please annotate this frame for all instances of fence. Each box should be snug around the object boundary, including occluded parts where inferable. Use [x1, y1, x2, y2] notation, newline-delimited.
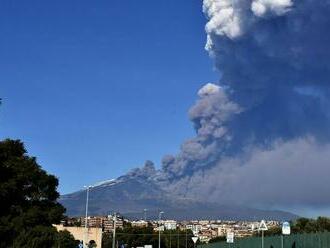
[198, 232, 330, 248]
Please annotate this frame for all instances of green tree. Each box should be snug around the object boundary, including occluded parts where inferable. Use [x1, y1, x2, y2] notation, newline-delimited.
[102, 232, 112, 248]
[116, 225, 160, 248]
[263, 226, 282, 236]
[208, 236, 226, 243]
[102, 226, 194, 248]
[291, 216, 330, 233]
[13, 226, 79, 248]
[315, 217, 330, 232]
[0, 139, 77, 247]
[163, 229, 194, 248]
[88, 240, 97, 247]
[13, 226, 57, 248]
[56, 230, 80, 248]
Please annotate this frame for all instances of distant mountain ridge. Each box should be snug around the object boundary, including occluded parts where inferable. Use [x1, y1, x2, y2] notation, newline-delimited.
[60, 162, 298, 221]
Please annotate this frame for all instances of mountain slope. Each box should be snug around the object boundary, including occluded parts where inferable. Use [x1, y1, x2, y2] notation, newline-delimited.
[60, 162, 298, 220]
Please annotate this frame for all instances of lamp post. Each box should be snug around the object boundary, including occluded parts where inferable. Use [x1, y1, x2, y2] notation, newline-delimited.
[112, 213, 117, 248]
[83, 185, 92, 248]
[185, 228, 187, 248]
[158, 211, 164, 248]
[144, 209, 147, 221]
[170, 230, 172, 248]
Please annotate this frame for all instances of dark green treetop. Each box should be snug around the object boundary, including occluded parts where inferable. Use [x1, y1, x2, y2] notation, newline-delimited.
[0, 139, 77, 247]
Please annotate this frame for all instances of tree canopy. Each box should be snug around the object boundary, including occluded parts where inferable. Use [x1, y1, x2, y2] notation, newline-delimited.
[292, 217, 330, 233]
[102, 224, 194, 248]
[0, 139, 77, 247]
[256, 217, 330, 238]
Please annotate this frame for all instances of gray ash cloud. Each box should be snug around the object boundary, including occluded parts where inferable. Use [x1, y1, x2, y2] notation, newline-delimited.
[122, 0, 330, 213]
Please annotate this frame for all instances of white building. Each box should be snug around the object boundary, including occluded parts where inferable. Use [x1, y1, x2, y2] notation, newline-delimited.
[186, 224, 202, 235]
[131, 220, 148, 228]
[164, 220, 177, 230]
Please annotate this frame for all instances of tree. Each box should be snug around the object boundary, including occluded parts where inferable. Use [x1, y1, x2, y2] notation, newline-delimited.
[291, 217, 330, 233]
[102, 226, 195, 248]
[88, 240, 97, 248]
[12, 226, 79, 248]
[315, 217, 330, 232]
[263, 226, 282, 236]
[13, 226, 57, 248]
[163, 229, 194, 248]
[209, 236, 226, 243]
[0, 139, 77, 247]
[102, 232, 112, 248]
[56, 230, 80, 248]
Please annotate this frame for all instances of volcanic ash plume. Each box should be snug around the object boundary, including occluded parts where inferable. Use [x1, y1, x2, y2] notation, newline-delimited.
[159, 0, 330, 212]
[162, 83, 241, 178]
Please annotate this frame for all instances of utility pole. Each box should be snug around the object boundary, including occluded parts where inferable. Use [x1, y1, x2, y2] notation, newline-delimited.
[112, 213, 117, 248]
[170, 230, 172, 248]
[84, 186, 91, 248]
[177, 229, 179, 248]
[185, 228, 187, 248]
[158, 211, 164, 248]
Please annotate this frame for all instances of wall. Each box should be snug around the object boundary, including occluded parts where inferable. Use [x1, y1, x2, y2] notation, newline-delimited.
[54, 224, 103, 248]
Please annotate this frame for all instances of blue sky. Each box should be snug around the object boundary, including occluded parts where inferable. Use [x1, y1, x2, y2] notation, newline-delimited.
[0, 0, 218, 193]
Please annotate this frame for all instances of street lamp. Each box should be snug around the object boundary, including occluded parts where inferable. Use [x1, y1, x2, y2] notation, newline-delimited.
[112, 213, 117, 248]
[144, 209, 147, 221]
[185, 227, 188, 248]
[83, 185, 92, 248]
[158, 211, 164, 248]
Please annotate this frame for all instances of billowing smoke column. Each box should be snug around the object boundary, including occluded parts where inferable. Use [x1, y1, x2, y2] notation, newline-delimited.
[162, 83, 241, 177]
[203, 0, 330, 143]
[159, 0, 330, 211]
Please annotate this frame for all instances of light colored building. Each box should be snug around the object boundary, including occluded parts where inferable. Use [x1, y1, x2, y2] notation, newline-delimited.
[164, 220, 177, 230]
[154, 225, 165, 232]
[54, 224, 102, 248]
[217, 226, 232, 237]
[131, 220, 149, 228]
[103, 215, 124, 233]
[80, 215, 124, 233]
[81, 216, 101, 228]
[186, 224, 202, 235]
[198, 220, 210, 225]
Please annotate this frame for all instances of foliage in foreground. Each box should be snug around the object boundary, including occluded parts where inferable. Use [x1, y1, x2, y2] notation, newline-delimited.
[254, 216, 330, 237]
[0, 139, 78, 248]
[102, 224, 195, 248]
